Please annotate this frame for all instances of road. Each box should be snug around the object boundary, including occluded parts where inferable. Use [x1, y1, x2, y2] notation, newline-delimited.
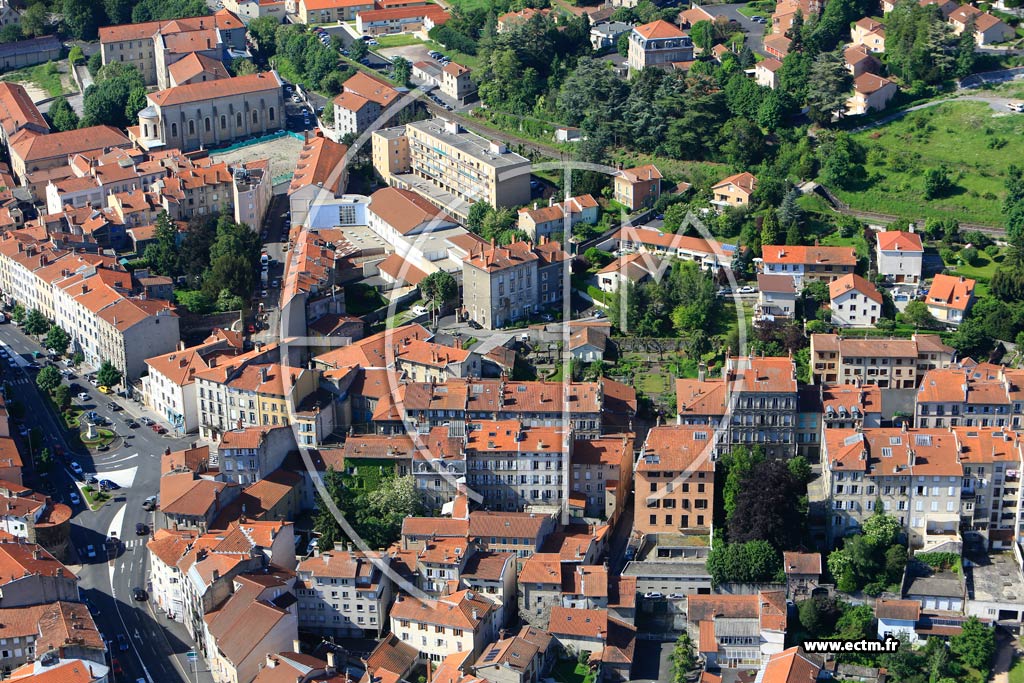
[713, 4, 768, 57]
[0, 322, 205, 683]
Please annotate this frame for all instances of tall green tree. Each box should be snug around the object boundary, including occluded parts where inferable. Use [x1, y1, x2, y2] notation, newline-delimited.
[24, 309, 50, 337]
[420, 271, 458, 318]
[950, 617, 995, 674]
[760, 209, 781, 248]
[392, 56, 411, 86]
[144, 212, 180, 276]
[691, 20, 714, 53]
[47, 96, 80, 132]
[62, 0, 101, 40]
[806, 48, 852, 124]
[44, 325, 70, 356]
[36, 366, 62, 395]
[96, 360, 123, 388]
[669, 632, 696, 682]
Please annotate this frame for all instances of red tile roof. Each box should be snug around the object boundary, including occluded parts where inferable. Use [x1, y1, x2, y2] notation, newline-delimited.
[634, 19, 685, 39]
[149, 72, 281, 107]
[876, 230, 923, 252]
[926, 273, 975, 311]
[830, 273, 883, 305]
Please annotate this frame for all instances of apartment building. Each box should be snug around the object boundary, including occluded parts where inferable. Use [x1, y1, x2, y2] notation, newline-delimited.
[440, 62, 474, 102]
[296, 551, 394, 637]
[372, 118, 531, 219]
[299, 0, 375, 24]
[390, 590, 498, 663]
[547, 607, 636, 681]
[955, 426, 1023, 550]
[627, 20, 694, 72]
[395, 339, 481, 382]
[635, 425, 715, 536]
[461, 240, 568, 329]
[135, 72, 284, 153]
[356, 4, 450, 36]
[215, 425, 295, 485]
[759, 244, 858, 288]
[846, 73, 898, 116]
[465, 420, 571, 520]
[569, 435, 633, 523]
[829, 273, 883, 328]
[686, 592, 787, 668]
[821, 427, 963, 548]
[612, 165, 662, 211]
[143, 330, 244, 434]
[0, 82, 48, 147]
[602, 226, 730, 272]
[193, 346, 317, 440]
[0, 601, 105, 673]
[517, 195, 598, 241]
[147, 528, 197, 622]
[7, 125, 131, 187]
[0, 541, 79, 609]
[755, 273, 797, 326]
[820, 383, 882, 430]
[925, 274, 976, 326]
[809, 333, 955, 387]
[876, 229, 923, 285]
[916, 363, 1024, 429]
[333, 71, 402, 138]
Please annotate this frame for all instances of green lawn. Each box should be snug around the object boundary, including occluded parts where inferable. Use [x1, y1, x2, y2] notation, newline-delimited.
[833, 101, 1024, 226]
[821, 231, 870, 260]
[1, 61, 68, 98]
[374, 33, 427, 48]
[1009, 655, 1024, 683]
[737, 1, 775, 17]
[346, 283, 387, 315]
[946, 249, 1003, 283]
[447, 0, 493, 11]
[553, 660, 596, 683]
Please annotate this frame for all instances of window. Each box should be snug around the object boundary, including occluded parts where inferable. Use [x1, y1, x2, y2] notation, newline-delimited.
[188, 120, 195, 135]
[205, 118, 211, 132]
[221, 115, 226, 129]
[269, 107, 276, 121]
[171, 123, 178, 137]
[237, 112, 243, 127]
[252, 111, 259, 124]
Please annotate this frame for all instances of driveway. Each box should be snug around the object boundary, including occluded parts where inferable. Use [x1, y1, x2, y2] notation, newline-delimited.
[712, 3, 768, 56]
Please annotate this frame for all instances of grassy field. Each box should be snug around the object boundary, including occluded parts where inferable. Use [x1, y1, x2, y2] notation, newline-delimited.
[1009, 655, 1024, 683]
[608, 150, 729, 187]
[447, 0, 493, 10]
[834, 101, 1024, 226]
[374, 33, 426, 48]
[1, 61, 68, 98]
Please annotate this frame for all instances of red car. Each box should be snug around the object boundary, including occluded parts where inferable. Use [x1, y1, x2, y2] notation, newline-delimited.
[111, 658, 123, 676]
[247, 323, 256, 334]
[150, 424, 167, 434]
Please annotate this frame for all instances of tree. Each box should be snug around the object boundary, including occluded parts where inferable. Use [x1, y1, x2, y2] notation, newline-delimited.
[24, 309, 50, 337]
[706, 540, 781, 585]
[248, 16, 280, 57]
[54, 384, 71, 411]
[902, 300, 940, 328]
[616, 31, 630, 57]
[392, 56, 411, 86]
[779, 188, 804, 227]
[761, 209, 781, 247]
[21, 4, 51, 37]
[420, 271, 458, 318]
[82, 64, 145, 129]
[144, 212, 180, 276]
[466, 202, 491, 234]
[96, 360, 123, 388]
[48, 96, 79, 132]
[719, 117, 766, 168]
[0, 24, 21, 43]
[12, 304, 26, 324]
[691, 20, 714, 53]
[313, 468, 346, 551]
[349, 38, 368, 61]
[954, 16, 977, 78]
[45, 325, 70, 356]
[788, 455, 812, 485]
[175, 289, 214, 314]
[669, 632, 696, 682]
[950, 617, 995, 673]
[863, 509, 901, 547]
[230, 57, 258, 76]
[104, 0, 134, 24]
[62, 0, 101, 40]
[722, 445, 764, 520]
[663, 203, 693, 235]
[215, 289, 245, 312]
[923, 166, 954, 199]
[36, 366, 61, 395]
[87, 51, 103, 77]
[806, 48, 852, 124]
[729, 460, 805, 549]
[816, 131, 866, 189]
[798, 595, 841, 638]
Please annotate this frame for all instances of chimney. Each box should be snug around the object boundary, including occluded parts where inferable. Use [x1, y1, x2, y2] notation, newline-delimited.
[259, 366, 269, 383]
[81, 284, 88, 295]
[293, 639, 302, 654]
[179, 340, 186, 351]
[326, 651, 337, 672]
[548, 196, 554, 207]
[212, 568, 220, 581]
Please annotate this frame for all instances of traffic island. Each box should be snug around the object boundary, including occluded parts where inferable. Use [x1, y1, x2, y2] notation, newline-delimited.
[80, 484, 111, 511]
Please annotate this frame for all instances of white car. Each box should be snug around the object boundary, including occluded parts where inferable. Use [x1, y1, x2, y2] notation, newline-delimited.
[77, 392, 89, 401]
[70, 462, 83, 475]
[411, 305, 428, 316]
[738, 285, 756, 294]
[1008, 102, 1024, 113]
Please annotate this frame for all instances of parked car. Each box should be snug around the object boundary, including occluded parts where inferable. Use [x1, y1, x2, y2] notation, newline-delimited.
[99, 479, 119, 491]
[738, 285, 756, 294]
[98, 385, 110, 394]
[117, 634, 129, 651]
[136, 522, 149, 535]
[86, 544, 96, 559]
[140, 417, 154, 426]
[70, 461, 83, 475]
[108, 402, 121, 411]
[132, 587, 147, 601]
[142, 495, 158, 511]
[69, 491, 81, 505]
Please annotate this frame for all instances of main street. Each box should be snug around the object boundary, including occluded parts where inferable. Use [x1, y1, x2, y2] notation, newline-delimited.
[0, 322, 208, 683]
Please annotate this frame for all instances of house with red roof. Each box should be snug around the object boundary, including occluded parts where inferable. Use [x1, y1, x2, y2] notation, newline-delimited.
[687, 591, 787, 667]
[925, 273, 976, 326]
[613, 165, 662, 211]
[390, 590, 499, 663]
[711, 172, 757, 208]
[846, 72, 898, 115]
[627, 20, 694, 72]
[876, 228, 923, 285]
[547, 606, 636, 680]
[829, 273, 883, 328]
[852, 17, 886, 52]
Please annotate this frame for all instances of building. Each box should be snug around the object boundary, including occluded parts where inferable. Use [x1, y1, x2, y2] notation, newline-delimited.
[570, 435, 633, 523]
[216, 426, 295, 485]
[590, 21, 632, 50]
[949, 6, 1014, 45]
[547, 607, 635, 681]
[612, 165, 661, 211]
[763, 34, 792, 59]
[601, 226, 731, 272]
[0, 541, 78, 608]
[355, 4, 449, 36]
[496, 7, 549, 32]
[634, 426, 715, 536]
[845, 44, 882, 77]
[847, 73, 898, 115]
[147, 528, 197, 622]
[754, 58, 782, 89]
[820, 383, 883, 430]
[876, 229, 924, 285]
[809, 333, 955, 387]
[954, 426, 1023, 550]
[710, 172, 757, 209]
[372, 118, 531, 220]
[782, 553, 823, 601]
[916, 363, 1024, 429]
[440, 62, 474, 102]
[517, 195, 598, 241]
[0, 601, 105, 673]
[461, 240, 569, 329]
[925, 274, 975, 326]
[98, 11, 245, 86]
[298, 0, 375, 23]
[0, 82, 48, 147]
[0, 36, 61, 72]
[134, 72, 284, 153]
[232, 159, 272, 230]
[287, 132, 350, 229]
[759, 244, 858, 288]
[754, 273, 797, 326]
[389, 591, 498, 663]
[686, 592, 787, 668]
[395, 339, 480, 382]
[7, 126, 131, 186]
[296, 551, 394, 637]
[852, 17, 886, 51]
[829, 273, 883, 328]
[627, 20, 694, 72]
[222, 0, 286, 20]
[758, 648, 822, 683]
[142, 330, 244, 434]
[332, 71, 402, 138]
[821, 427, 963, 547]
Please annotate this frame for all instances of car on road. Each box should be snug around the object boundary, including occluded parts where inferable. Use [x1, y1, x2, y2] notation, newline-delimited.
[117, 634, 129, 651]
[98, 385, 110, 394]
[143, 495, 157, 511]
[136, 522, 148, 535]
[1009, 102, 1024, 113]
[643, 591, 664, 599]
[151, 424, 167, 434]
[107, 402, 121, 411]
[738, 285, 756, 294]
[126, 420, 139, 429]
[69, 491, 80, 505]
[70, 461, 83, 475]
[140, 417, 154, 426]
[111, 659, 122, 677]
[261, 289, 269, 298]
[85, 544, 96, 559]
[132, 587, 147, 601]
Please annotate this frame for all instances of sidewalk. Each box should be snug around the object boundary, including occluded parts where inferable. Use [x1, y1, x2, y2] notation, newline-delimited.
[145, 599, 215, 683]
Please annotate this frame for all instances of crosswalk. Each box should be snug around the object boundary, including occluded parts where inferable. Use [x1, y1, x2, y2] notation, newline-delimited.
[122, 538, 148, 549]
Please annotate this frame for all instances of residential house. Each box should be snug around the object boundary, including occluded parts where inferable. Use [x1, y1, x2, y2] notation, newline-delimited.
[754, 273, 797, 326]
[441, 62, 474, 102]
[809, 333, 954, 386]
[876, 229, 924, 285]
[570, 435, 633, 523]
[389, 590, 498, 663]
[847, 73, 898, 115]
[915, 363, 1023, 429]
[395, 339, 481, 382]
[496, 7, 549, 32]
[461, 240, 569, 329]
[626, 20, 694, 72]
[612, 165, 662, 211]
[590, 21, 632, 50]
[782, 552, 823, 601]
[547, 607, 635, 681]
[602, 226, 731, 272]
[0, 82, 48, 147]
[517, 195, 598, 241]
[845, 44, 882, 76]
[287, 132, 350, 231]
[332, 71, 402, 138]
[949, 5, 1014, 45]
[596, 253, 663, 293]
[852, 17, 886, 51]
[760, 244, 858, 288]
[355, 4, 450, 37]
[710, 172, 757, 209]
[215, 426, 295, 486]
[0, 601, 104, 673]
[829, 273, 883, 328]
[763, 34, 792, 59]
[634, 425, 715, 536]
[568, 326, 608, 364]
[473, 632, 547, 683]
[754, 57, 783, 89]
[0, 541, 79, 608]
[925, 274, 975, 326]
[758, 648, 822, 683]
[7, 125, 131, 187]
[298, 0, 375, 23]
[686, 592, 787, 668]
